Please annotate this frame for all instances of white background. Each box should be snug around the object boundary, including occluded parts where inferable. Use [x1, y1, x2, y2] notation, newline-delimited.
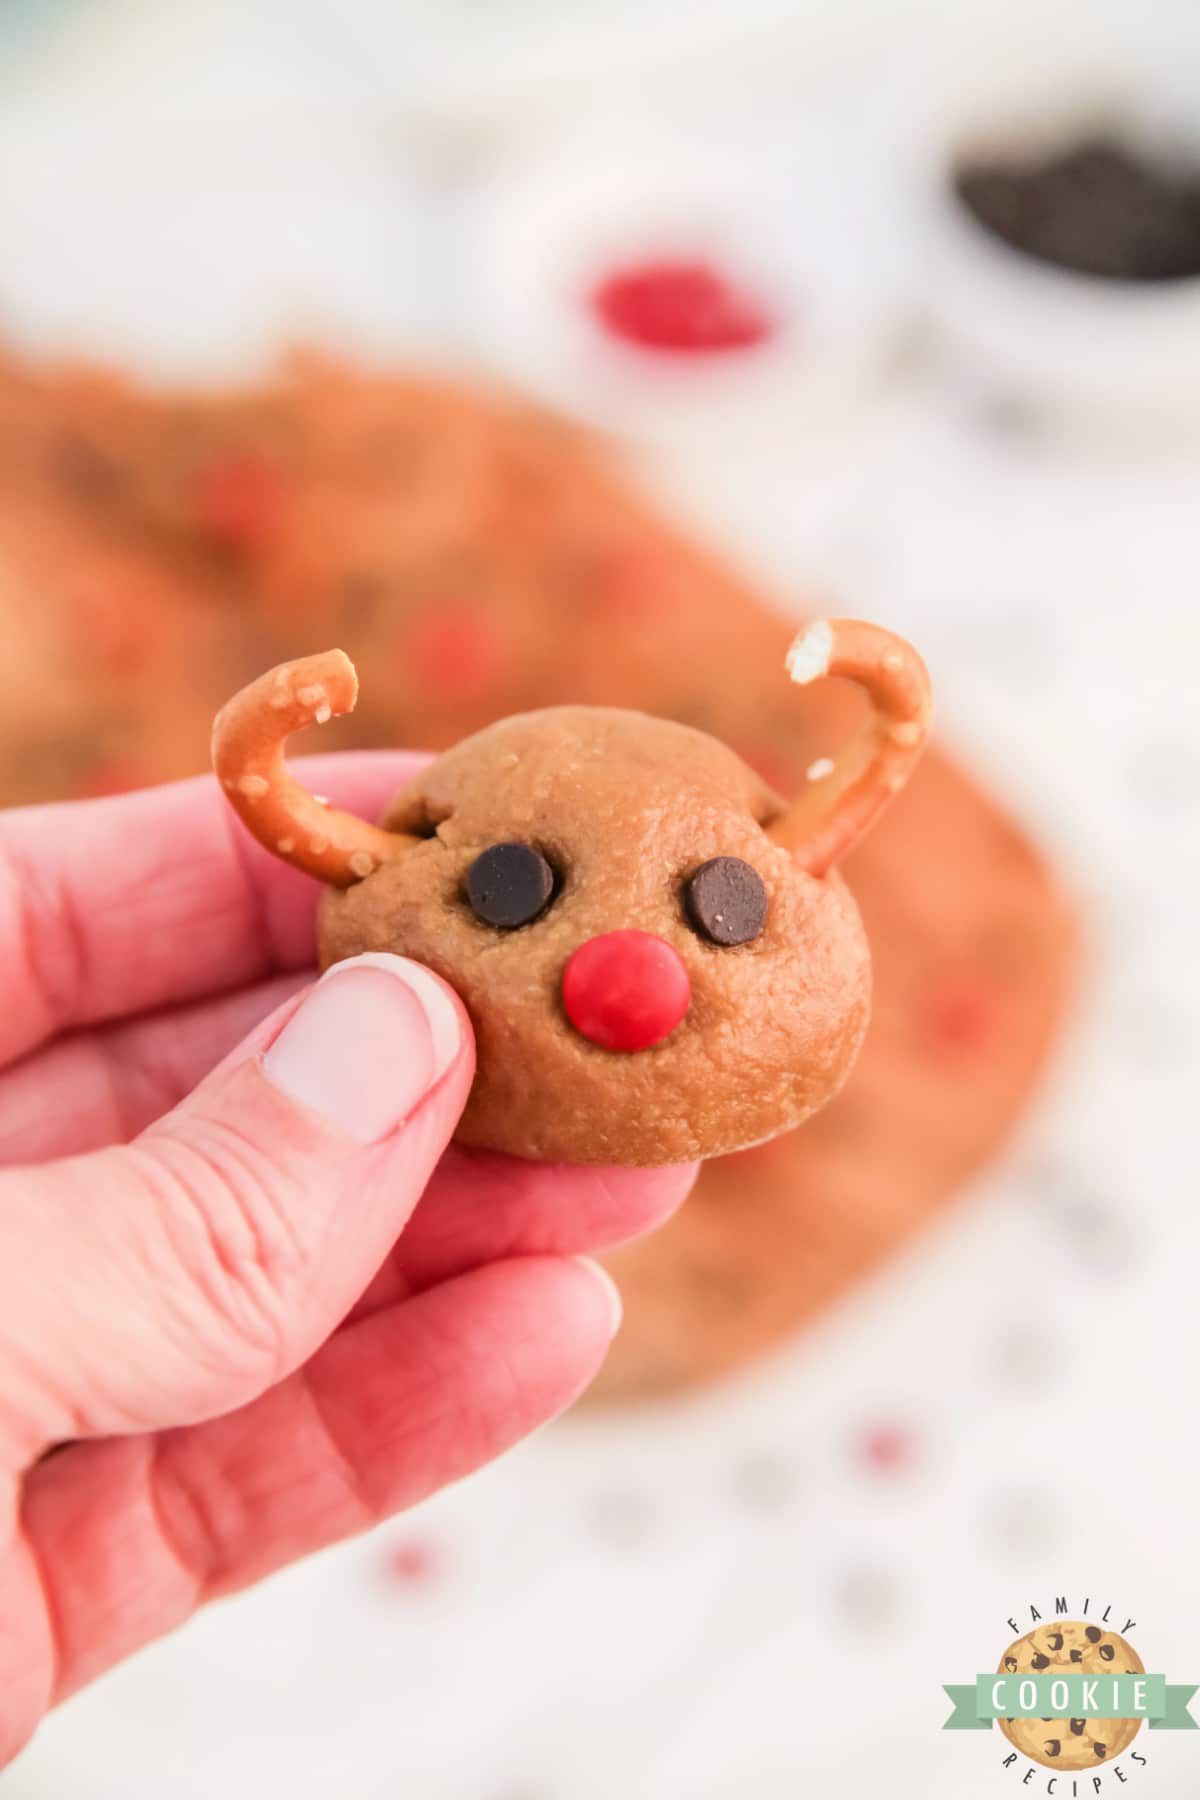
[2, 2, 1199, 1796]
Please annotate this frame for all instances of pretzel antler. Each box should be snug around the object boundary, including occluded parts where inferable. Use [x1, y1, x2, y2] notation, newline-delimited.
[767, 619, 932, 876]
[212, 649, 413, 887]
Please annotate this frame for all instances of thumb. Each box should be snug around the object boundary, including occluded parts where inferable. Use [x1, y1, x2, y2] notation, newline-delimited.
[0, 953, 472, 1467]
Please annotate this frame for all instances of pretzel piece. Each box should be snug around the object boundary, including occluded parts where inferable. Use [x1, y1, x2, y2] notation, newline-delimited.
[768, 619, 932, 876]
[211, 649, 409, 886]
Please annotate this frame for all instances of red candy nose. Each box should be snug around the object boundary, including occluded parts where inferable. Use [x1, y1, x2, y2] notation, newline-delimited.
[562, 930, 691, 1053]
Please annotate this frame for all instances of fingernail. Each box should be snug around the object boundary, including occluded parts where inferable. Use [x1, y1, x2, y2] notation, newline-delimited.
[574, 1256, 623, 1337]
[264, 953, 462, 1143]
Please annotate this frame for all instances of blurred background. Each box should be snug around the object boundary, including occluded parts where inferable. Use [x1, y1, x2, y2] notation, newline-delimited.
[2, 0, 1199, 1794]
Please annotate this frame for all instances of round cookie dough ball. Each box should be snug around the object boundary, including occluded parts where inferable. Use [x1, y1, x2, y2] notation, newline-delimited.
[212, 622, 932, 1165]
[319, 705, 871, 1163]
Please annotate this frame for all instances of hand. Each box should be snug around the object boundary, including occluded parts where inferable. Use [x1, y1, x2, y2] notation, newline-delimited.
[0, 756, 695, 1766]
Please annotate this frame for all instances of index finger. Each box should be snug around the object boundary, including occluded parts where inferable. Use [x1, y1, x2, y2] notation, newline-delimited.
[0, 751, 428, 1069]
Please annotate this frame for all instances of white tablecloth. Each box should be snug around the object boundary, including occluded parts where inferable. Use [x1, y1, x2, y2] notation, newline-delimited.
[3, 3, 1199, 1795]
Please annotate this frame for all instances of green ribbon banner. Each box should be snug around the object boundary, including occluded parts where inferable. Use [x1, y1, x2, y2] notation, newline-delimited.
[943, 1675, 1198, 1732]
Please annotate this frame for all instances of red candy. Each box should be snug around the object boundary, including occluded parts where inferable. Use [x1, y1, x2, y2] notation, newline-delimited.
[858, 1422, 917, 1475]
[562, 929, 691, 1052]
[193, 453, 283, 551]
[590, 259, 774, 354]
[407, 604, 501, 702]
[384, 1538, 441, 1586]
[924, 981, 996, 1053]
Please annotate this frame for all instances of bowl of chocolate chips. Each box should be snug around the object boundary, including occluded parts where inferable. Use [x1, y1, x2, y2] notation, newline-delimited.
[916, 45, 1200, 429]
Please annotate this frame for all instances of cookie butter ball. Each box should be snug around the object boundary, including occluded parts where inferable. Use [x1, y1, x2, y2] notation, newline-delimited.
[212, 621, 931, 1164]
[319, 707, 868, 1162]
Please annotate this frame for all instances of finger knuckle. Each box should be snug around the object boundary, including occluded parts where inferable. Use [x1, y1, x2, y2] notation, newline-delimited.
[134, 1125, 313, 1380]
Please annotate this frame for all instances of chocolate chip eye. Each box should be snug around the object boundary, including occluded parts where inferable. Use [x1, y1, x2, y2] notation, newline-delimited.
[465, 842, 555, 929]
[1085, 1626, 1102, 1643]
[1099, 1643, 1115, 1661]
[684, 856, 768, 947]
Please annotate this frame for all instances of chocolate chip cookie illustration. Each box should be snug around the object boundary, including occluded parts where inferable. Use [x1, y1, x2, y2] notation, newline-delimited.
[997, 1622, 1144, 1770]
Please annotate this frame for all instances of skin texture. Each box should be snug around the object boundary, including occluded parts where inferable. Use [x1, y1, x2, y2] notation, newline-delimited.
[318, 707, 873, 1164]
[0, 757, 696, 1769]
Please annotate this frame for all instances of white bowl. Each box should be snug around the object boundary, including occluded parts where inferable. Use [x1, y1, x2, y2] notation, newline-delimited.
[911, 30, 1200, 430]
[453, 105, 913, 446]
